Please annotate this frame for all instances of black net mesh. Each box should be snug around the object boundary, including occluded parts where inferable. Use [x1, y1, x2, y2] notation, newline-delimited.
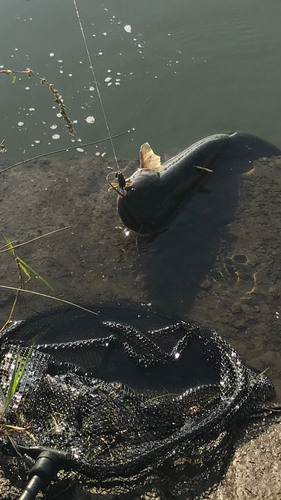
[0, 305, 276, 497]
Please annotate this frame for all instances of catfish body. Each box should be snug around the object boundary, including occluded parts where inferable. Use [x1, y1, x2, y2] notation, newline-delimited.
[117, 133, 230, 233]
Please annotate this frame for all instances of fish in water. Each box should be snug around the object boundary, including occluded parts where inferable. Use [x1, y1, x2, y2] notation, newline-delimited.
[112, 133, 230, 234]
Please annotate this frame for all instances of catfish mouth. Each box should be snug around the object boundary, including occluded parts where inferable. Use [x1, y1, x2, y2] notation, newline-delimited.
[118, 195, 153, 234]
[118, 195, 143, 233]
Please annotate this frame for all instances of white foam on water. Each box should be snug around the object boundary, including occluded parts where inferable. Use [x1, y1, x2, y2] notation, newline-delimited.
[85, 116, 95, 124]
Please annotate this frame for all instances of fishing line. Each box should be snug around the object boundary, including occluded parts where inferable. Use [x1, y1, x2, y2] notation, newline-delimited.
[0, 130, 130, 175]
[72, 0, 120, 172]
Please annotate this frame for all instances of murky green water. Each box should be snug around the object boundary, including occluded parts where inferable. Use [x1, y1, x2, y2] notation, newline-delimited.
[1, 1, 281, 400]
[1, 0, 281, 161]
[1, 6, 281, 498]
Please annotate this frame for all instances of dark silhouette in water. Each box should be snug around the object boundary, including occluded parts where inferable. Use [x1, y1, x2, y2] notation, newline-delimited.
[117, 133, 229, 234]
[134, 132, 281, 314]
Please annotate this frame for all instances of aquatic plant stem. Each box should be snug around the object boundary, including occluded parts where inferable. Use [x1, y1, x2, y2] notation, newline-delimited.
[0, 285, 99, 316]
[0, 226, 71, 255]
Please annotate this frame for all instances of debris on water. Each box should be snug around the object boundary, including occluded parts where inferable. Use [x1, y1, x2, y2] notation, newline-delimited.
[52, 134, 60, 140]
[85, 116, 95, 124]
[124, 25, 132, 33]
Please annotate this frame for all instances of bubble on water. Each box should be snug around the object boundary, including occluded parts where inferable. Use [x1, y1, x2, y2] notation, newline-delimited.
[76, 148, 84, 153]
[35, 140, 40, 144]
[103, 32, 107, 36]
[52, 134, 60, 140]
[49, 53, 55, 57]
[25, 87, 30, 91]
[50, 124, 57, 130]
[69, 74, 73, 77]
[85, 116, 95, 124]
[18, 122, 24, 127]
[57, 59, 63, 63]
[98, 51, 103, 56]
[56, 113, 62, 118]
[124, 25, 132, 33]
[29, 108, 35, 111]
[59, 70, 63, 74]
[107, 69, 112, 73]
[89, 86, 95, 91]
[115, 82, 120, 85]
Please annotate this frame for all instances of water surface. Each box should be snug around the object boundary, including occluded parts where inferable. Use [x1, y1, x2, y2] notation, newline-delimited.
[0, 1, 281, 398]
[1, 0, 281, 161]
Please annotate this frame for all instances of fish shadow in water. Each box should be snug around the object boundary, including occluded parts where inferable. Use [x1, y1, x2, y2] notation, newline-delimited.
[140, 132, 281, 315]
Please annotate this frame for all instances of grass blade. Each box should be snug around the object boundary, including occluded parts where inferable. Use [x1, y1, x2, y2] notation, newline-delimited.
[16, 257, 53, 290]
[2, 235, 16, 258]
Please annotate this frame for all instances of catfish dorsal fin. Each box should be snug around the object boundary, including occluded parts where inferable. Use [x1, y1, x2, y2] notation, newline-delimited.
[140, 142, 162, 171]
